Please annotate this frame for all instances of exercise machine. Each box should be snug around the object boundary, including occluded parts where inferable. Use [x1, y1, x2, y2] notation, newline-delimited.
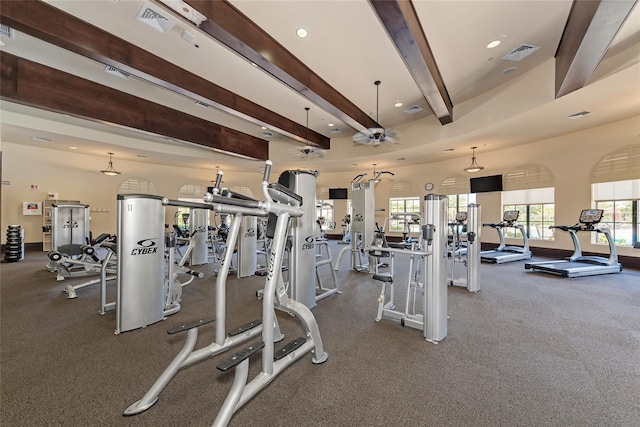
[447, 212, 468, 257]
[524, 209, 623, 277]
[48, 233, 116, 282]
[277, 170, 340, 307]
[370, 194, 448, 343]
[481, 210, 532, 263]
[124, 162, 328, 427]
[336, 170, 393, 272]
[338, 214, 351, 244]
[115, 194, 204, 334]
[45, 203, 91, 273]
[448, 204, 481, 292]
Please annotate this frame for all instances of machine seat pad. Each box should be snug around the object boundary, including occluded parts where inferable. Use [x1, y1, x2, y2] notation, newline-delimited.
[228, 319, 262, 337]
[217, 341, 264, 372]
[274, 337, 307, 361]
[167, 315, 216, 335]
[92, 233, 111, 244]
[372, 274, 393, 283]
[57, 244, 84, 257]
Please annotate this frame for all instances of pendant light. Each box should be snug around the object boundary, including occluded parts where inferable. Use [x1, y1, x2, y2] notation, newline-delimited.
[463, 146, 484, 173]
[100, 152, 121, 176]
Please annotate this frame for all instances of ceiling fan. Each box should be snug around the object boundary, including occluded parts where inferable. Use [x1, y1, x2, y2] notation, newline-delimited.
[288, 107, 326, 159]
[353, 80, 401, 146]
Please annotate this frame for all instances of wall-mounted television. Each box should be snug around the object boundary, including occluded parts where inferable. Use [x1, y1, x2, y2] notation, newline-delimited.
[470, 174, 503, 193]
[328, 188, 348, 200]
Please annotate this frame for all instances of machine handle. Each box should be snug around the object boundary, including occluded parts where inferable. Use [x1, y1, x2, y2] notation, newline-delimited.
[213, 171, 224, 190]
[262, 160, 272, 183]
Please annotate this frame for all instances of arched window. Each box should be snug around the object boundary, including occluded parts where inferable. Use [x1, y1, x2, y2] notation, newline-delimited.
[118, 178, 158, 194]
[502, 164, 555, 240]
[591, 144, 640, 247]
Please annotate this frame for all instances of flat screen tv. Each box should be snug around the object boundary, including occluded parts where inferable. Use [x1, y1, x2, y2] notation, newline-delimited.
[470, 174, 503, 193]
[328, 188, 348, 200]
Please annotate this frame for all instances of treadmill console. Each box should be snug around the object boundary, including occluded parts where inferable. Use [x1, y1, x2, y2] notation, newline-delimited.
[579, 209, 603, 224]
[503, 210, 519, 222]
[455, 211, 468, 222]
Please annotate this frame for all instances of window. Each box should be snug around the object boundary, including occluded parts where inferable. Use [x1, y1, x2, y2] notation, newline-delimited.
[316, 200, 335, 231]
[118, 178, 157, 194]
[447, 193, 476, 222]
[176, 183, 209, 231]
[502, 187, 555, 240]
[388, 197, 421, 234]
[592, 179, 640, 247]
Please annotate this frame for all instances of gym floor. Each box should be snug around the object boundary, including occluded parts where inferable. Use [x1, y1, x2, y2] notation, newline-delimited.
[1, 242, 639, 426]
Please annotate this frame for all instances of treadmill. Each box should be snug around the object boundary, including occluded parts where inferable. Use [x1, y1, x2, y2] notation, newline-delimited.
[524, 209, 623, 277]
[481, 210, 532, 264]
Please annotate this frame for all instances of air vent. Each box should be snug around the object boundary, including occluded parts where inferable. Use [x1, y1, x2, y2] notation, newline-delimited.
[261, 132, 274, 138]
[104, 65, 131, 80]
[566, 111, 592, 120]
[136, 6, 174, 34]
[0, 23, 14, 40]
[404, 105, 423, 115]
[328, 128, 342, 134]
[195, 101, 210, 108]
[503, 44, 540, 61]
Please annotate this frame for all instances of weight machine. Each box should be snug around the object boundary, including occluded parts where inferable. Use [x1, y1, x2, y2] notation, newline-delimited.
[124, 162, 328, 427]
[335, 170, 393, 273]
[448, 204, 481, 292]
[370, 194, 448, 343]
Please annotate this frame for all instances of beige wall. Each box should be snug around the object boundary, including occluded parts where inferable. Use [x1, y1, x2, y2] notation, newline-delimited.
[2, 115, 639, 258]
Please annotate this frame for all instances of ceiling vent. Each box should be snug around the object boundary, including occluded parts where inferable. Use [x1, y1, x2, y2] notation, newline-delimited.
[503, 44, 540, 61]
[261, 132, 274, 138]
[328, 128, 342, 134]
[0, 23, 15, 40]
[136, 6, 174, 34]
[566, 111, 592, 119]
[404, 105, 423, 115]
[104, 65, 131, 79]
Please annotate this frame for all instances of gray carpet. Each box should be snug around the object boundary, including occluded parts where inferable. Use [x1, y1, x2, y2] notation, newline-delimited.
[1, 243, 639, 427]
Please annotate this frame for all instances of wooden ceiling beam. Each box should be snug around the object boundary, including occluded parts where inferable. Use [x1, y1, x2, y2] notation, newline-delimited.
[0, 0, 329, 149]
[0, 52, 269, 161]
[369, 0, 453, 125]
[174, 0, 379, 133]
[555, 0, 637, 98]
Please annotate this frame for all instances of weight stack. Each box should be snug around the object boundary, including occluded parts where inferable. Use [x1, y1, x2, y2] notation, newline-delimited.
[4, 225, 24, 262]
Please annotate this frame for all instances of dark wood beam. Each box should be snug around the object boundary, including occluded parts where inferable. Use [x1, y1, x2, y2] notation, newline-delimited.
[0, 0, 329, 149]
[555, 0, 637, 98]
[0, 52, 268, 161]
[173, 0, 379, 133]
[369, 0, 453, 125]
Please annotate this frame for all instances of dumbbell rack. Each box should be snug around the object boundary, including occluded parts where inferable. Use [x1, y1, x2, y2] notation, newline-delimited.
[4, 225, 24, 262]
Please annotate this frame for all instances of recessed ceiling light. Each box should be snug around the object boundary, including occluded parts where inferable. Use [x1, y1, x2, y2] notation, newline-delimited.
[69, 146, 77, 150]
[296, 28, 308, 38]
[261, 126, 267, 130]
[486, 40, 501, 49]
[502, 67, 518, 75]
[327, 123, 334, 127]
[395, 101, 403, 108]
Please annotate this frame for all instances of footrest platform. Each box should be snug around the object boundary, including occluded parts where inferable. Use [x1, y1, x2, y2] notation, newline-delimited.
[274, 337, 307, 361]
[217, 341, 264, 372]
[228, 319, 262, 337]
[167, 315, 216, 335]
